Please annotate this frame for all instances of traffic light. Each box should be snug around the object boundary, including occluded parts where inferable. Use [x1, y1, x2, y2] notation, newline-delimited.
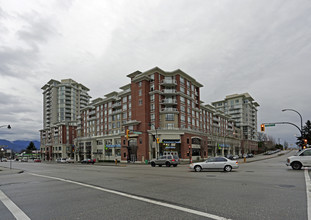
[156, 138, 160, 143]
[304, 139, 307, 145]
[261, 124, 265, 132]
[126, 129, 129, 139]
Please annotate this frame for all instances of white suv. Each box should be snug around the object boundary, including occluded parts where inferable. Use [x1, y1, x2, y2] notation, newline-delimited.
[286, 149, 311, 170]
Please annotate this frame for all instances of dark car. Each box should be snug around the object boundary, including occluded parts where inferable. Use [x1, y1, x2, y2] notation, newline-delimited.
[225, 154, 234, 160]
[34, 159, 41, 162]
[150, 155, 179, 167]
[81, 159, 95, 164]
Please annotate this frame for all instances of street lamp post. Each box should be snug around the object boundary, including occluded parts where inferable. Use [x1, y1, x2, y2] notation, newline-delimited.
[282, 109, 304, 148]
[282, 109, 303, 131]
[0, 125, 11, 129]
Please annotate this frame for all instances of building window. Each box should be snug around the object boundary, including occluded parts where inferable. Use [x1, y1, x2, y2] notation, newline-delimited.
[105, 148, 112, 156]
[180, 96, 185, 103]
[150, 113, 155, 121]
[138, 82, 142, 87]
[123, 104, 127, 111]
[180, 76, 184, 84]
[139, 89, 142, 96]
[165, 114, 174, 121]
[180, 87, 185, 93]
[139, 99, 143, 106]
[166, 124, 174, 129]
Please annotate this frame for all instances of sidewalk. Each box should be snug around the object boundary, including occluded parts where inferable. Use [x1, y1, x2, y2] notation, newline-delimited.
[0, 165, 23, 176]
[237, 150, 291, 164]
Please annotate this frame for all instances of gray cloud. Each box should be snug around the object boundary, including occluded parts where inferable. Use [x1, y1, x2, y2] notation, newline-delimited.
[0, 0, 310, 145]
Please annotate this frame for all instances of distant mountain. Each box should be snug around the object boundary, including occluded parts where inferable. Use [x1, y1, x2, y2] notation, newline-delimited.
[0, 139, 40, 152]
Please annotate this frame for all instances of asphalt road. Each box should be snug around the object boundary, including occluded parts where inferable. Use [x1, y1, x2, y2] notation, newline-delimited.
[0, 151, 309, 220]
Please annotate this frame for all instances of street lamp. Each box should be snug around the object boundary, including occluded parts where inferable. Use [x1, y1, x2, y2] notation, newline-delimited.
[0, 125, 11, 129]
[282, 109, 303, 131]
[282, 109, 304, 149]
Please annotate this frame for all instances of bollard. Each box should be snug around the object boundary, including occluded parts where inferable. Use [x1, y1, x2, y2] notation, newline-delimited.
[115, 159, 118, 165]
[244, 157, 246, 163]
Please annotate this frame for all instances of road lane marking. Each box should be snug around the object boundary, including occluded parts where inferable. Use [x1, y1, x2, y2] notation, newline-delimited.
[30, 173, 230, 220]
[305, 169, 311, 220]
[0, 189, 31, 220]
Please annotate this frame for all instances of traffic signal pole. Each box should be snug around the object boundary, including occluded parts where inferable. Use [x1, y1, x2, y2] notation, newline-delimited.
[262, 122, 302, 136]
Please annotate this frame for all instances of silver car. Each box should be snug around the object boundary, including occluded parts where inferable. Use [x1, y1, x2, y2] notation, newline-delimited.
[150, 155, 179, 167]
[189, 157, 239, 172]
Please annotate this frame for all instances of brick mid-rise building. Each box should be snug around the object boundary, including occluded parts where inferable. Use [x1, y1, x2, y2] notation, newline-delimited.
[75, 67, 248, 163]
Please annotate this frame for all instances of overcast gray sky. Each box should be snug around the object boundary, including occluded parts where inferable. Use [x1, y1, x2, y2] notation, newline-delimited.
[0, 0, 310, 147]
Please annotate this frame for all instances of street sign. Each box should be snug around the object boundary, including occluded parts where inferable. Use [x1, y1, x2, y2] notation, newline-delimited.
[133, 131, 142, 134]
[265, 124, 275, 127]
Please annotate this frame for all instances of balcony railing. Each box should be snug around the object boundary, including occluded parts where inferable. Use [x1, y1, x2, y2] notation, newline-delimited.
[161, 99, 177, 104]
[162, 89, 176, 94]
[112, 102, 122, 108]
[161, 108, 178, 113]
[160, 79, 177, 85]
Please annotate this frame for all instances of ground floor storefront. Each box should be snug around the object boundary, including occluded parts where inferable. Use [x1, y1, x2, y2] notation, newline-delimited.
[71, 130, 249, 163]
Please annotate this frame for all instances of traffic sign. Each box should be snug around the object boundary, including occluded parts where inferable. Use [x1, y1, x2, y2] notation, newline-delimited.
[133, 131, 142, 134]
[265, 124, 275, 127]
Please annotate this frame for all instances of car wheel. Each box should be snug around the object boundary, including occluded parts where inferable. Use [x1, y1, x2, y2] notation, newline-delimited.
[224, 165, 232, 172]
[291, 162, 302, 170]
[151, 162, 156, 167]
[173, 164, 177, 167]
[166, 162, 171, 167]
[194, 165, 202, 172]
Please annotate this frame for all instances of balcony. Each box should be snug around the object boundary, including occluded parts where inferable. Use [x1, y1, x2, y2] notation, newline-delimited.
[161, 89, 176, 94]
[160, 108, 179, 113]
[161, 99, 177, 105]
[213, 117, 220, 122]
[112, 102, 122, 108]
[88, 110, 96, 116]
[111, 109, 122, 115]
[160, 79, 177, 85]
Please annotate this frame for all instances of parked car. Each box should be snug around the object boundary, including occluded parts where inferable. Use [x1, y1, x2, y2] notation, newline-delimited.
[150, 155, 179, 167]
[56, 158, 67, 163]
[242, 154, 249, 158]
[66, 158, 74, 163]
[34, 159, 41, 162]
[1, 158, 8, 162]
[81, 159, 95, 164]
[247, 153, 254, 158]
[189, 157, 239, 172]
[233, 155, 239, 160]
[21, 158, 28, 162]
[286, 148, 311, 170]
[225, 154, 234, 160]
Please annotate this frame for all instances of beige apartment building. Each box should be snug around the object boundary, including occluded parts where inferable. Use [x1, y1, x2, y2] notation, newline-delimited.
[74, 67, 247, 163]
[212, 93, 260, 153]
[40, 79, 91, 161]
